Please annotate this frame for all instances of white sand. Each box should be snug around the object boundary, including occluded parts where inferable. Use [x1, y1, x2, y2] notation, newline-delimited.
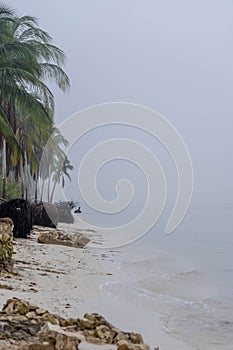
[0, 224, 197, 349]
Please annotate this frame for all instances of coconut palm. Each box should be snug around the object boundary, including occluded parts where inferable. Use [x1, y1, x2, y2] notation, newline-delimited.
[36, 126, 69, 202]
[0, 4, 71, 199]
[49, 155, 73, 203]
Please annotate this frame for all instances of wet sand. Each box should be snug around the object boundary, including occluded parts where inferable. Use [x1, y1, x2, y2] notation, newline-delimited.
[0, 223, 201, 349]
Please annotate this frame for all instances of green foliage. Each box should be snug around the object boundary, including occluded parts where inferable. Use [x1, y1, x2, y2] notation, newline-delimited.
[6, 179, 21, 200]
[0, 2, 72, 200]
[0, 175, 21, 200]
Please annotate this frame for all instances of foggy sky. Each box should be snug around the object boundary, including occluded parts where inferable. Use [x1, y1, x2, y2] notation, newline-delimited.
[6, 0, 233, 207]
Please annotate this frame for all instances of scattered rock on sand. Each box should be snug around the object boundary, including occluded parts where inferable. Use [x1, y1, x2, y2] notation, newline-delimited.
[0, 217, 14, 273]
[37, 230, 90, 248]
[0, 298, 152, 349]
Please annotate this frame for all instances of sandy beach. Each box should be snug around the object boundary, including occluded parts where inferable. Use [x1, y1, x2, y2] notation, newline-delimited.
[0, 221, 202, 350]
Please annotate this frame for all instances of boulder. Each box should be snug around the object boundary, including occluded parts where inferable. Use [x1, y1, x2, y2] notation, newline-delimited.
[38, 322, 81, 349]
[0, 217, 14, 272]
[0, 298, 152, 349]
[37, 230, 90, 248]
[117, 340, 150, 350]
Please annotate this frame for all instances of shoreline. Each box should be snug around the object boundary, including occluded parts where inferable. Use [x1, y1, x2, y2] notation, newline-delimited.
[0, 222, 200, 349]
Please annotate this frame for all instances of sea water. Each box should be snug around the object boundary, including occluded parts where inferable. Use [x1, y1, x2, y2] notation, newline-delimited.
[102, 206, 233, 349]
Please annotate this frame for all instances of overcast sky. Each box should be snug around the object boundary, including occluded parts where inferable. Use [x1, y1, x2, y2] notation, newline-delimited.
[6, 0, 233, 209]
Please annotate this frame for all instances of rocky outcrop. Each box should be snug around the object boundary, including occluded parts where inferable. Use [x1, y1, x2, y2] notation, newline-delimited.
[37, 230, 90, 248]
[0, 217, 14, 272]
[0, 298, 151, 349]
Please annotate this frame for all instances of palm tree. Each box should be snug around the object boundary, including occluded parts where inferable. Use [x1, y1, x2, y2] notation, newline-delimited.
[49, 155, 73, 203]
[0, 5, 71, 198]
[0, 3, 14, 41]
[14, 111, 52, 199]
[36, 126, 69, 202]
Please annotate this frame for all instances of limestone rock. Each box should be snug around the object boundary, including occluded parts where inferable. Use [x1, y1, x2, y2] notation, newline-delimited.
[0, 217, 14, 272]
[129, 333, 144, 344]
[117, 340, 150, 350]
[0, 298, 152, 349]
[38, 322, 81, 349]
[94, 325, 115, 343]
[35, 309, 47, 316]
[78, 317, 95, 330]
[3, 298, 30, 315]
[113, 332, 129, 343]
[37, 230, 90, 248]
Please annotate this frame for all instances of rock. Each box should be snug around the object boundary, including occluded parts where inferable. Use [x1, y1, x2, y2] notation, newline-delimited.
[129, 333, 144, 344]
[38, 322, 81, 349]
[113, 332, 130, 343]
[28, 342, 53, 350]
[37, 230, 90, 248]
[62, 318, 78, 327]
[78, 317, 95, 330]
[28, 304, 39, 311]
[95, 325, 115, 343]
[46, 316, 60, 326]
[83, 313, 114, 329]
[36, 309, 47, 316]
[0, 217, 14, 272]
[117, 340, 150, 350]
[0, 298, 152, 349]
[26, 312, 37, 319]
[2, 298, 30, 315]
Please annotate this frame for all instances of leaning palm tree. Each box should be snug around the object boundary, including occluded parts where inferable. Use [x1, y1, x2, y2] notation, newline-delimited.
[49, 155, 73, 203]
[0, 7, 70, 198]
[0, 14, 70, 132]
[14, 111, 52, 199]
[37, 126, 70, 202]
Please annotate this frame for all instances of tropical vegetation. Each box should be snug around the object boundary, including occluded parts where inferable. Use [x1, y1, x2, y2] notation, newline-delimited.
[0, 2, 73, 202]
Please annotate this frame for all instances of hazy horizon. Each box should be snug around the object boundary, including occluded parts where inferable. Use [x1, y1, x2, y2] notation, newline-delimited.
[7, 0, 233, 209]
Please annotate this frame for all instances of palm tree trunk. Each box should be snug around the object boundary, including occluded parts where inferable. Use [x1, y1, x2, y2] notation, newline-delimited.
[2, 138, 7, 198]
[20, 159, 25, 199]
[24, 152, 28, 200]
[50, 179, 58, 204]
[40, 177, 45, 202]
[47, 166, 51, 203]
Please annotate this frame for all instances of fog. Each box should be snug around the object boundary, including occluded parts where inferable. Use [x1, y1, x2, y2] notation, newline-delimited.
[8, 0, 233, 210]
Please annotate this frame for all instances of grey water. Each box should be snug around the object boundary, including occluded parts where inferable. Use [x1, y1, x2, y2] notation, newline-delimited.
[101, 206, 233, 349]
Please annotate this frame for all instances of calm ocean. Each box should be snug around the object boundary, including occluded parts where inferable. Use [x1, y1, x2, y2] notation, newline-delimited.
[102, 206, 233, 349]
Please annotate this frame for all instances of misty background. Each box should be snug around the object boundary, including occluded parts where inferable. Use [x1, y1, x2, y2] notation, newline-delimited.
[8, 0, 233, 213]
